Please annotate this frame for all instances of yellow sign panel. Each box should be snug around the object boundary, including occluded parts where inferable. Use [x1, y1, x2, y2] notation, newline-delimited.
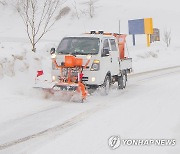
[144, 18, 153, 34]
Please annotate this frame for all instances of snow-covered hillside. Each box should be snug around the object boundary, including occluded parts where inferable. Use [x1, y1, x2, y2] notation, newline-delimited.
[0, 0, 180, 77]
[0, 0, 180, 154]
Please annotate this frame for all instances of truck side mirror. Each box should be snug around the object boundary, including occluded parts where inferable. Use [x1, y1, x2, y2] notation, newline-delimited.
[50, 48, 55, 55]
[102, 48, 110, 57]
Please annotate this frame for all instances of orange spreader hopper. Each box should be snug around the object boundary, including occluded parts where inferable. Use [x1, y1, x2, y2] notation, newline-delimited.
[65, 55, 83, 67]
[117, 34, 127, 59]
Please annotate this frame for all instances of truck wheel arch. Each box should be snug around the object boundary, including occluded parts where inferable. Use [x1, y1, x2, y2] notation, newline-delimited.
[118, 70, 127, 89]
[106, 71, 111, 83]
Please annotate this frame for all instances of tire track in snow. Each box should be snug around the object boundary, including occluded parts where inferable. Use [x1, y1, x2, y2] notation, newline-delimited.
[0, 103, 105, 151]
[2, 65, 180, 126]
[1, 65, 180, 151]
[129, 65, 180, 78]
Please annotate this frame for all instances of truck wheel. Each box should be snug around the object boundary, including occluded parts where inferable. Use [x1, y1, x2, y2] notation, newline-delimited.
[118, 73, 126, 89]
[102, 75, 111, 95]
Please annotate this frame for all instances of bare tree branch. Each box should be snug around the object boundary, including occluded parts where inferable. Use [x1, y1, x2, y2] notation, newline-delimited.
[72, 0, 79, 19]
[56, 6, 70, 20]
[0, 0, 6, 6]
[81, 0, 99, 18]
[16, 0, 66, 52]
[163, 29, 171, 47]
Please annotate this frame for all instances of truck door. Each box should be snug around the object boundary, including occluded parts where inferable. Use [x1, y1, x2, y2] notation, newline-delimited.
[109, 39, 119, 75]
[101, 38, 111, 76]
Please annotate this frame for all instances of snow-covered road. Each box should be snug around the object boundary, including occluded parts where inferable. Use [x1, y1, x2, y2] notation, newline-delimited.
[1, 0, 180, 153]
[0, 66, 180, 154]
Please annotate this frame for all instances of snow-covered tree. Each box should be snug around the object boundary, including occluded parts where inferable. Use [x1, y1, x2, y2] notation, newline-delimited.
[81, 0, 98, 18]
[163, 29, 171, 47]
[16, 0, 66, 52]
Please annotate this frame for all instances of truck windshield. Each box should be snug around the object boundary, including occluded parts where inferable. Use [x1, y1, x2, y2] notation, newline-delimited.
[56, 37, 100, 55]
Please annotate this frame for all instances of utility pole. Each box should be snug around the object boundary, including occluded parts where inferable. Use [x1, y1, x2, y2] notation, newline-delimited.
[119, 20, 121, 34]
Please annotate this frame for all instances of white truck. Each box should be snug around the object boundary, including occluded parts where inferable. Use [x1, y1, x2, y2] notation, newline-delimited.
[50, 31, 132, 96]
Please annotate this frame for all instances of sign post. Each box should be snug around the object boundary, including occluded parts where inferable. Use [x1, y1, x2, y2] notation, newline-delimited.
[133, 35, 136, 46]
[144, 18, 153, 47]
[147, 34, 150, 47]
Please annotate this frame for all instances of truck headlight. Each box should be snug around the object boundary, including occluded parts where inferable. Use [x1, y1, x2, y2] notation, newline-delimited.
[92, 77, 96, 82]
[51, 54, 56, 59]
[90, 60, 100, 71]
[52, 76, 56, 81]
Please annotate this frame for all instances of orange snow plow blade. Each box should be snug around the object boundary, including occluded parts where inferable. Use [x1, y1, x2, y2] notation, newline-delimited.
[49, 55, 89, 102]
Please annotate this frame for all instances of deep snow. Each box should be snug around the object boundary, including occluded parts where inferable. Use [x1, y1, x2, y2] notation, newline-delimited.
[33, 69, 180, 154]
[0, 0, 180, 153]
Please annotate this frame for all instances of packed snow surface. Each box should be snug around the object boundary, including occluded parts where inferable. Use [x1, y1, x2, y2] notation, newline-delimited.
[0, 0, 180, 153]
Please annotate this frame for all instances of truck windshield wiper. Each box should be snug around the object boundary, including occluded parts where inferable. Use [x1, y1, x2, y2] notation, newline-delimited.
[57, 48, 99, 55]
[58, 51, 71, 54]
[72, 52, 87, 55]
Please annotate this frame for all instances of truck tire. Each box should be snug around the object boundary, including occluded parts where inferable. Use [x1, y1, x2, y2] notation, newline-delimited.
[118, 72, 127, 89]
[102, 75, 111, 95]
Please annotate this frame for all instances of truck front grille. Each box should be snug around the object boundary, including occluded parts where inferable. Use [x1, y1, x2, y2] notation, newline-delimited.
[82, 77, 88, 82]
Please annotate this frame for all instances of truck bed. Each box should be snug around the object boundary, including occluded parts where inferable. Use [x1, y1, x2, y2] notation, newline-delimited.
[119, 58, 132, 71]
